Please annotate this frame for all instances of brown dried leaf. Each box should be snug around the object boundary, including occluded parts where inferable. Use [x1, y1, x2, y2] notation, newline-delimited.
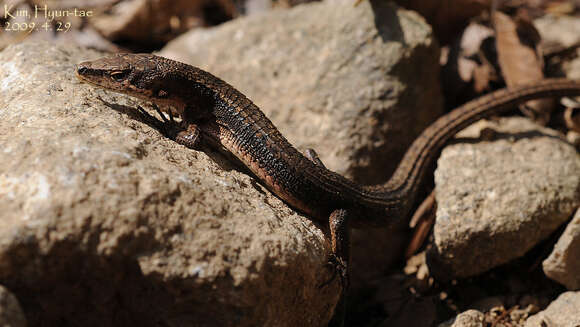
[494, 10, 554, 124]
[545, 1, 576, 15]
[406, 190, 436, 258]
[494, 11, 543, 87]
[473, 62, 494, 92]
[564, 106, 580, 132]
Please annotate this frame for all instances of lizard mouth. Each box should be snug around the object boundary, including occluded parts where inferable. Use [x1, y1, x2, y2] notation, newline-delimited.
[75, 63, 108, 88]
[75, 64, 91, 82]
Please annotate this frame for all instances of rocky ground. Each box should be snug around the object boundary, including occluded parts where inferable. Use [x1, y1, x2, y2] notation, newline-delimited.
[0, 0, 579, 326]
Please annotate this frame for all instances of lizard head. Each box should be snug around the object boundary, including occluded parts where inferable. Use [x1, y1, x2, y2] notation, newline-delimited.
[76, 53, 192, 115]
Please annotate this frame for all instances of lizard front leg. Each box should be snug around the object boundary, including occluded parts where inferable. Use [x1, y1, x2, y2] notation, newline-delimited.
[143, 103, 203, 150]
[134, 103, 202, 150]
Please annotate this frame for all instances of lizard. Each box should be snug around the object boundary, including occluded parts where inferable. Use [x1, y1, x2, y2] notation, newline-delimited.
[75, 53, 580, 325]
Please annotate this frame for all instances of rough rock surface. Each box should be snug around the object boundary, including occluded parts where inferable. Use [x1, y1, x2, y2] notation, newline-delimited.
[159, 0, 443, 286]
[0, 42, 339, 326]
[0, 285, 26, 327]
[427, 118, 580, 279]
[524, 292, 580, 327]
[438, 310, 485, 327]
[543, 209, 580, 290]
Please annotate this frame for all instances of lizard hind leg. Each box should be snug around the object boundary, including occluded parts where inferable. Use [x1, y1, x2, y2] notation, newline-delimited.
[324, 208, 351, 327]
[175, 123, 202, 150]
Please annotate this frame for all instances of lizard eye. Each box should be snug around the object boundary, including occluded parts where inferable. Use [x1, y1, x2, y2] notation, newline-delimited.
[110, 71, 129, 82]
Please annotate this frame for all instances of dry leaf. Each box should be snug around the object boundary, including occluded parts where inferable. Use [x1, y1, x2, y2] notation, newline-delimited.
[473, 62, 494, 92]
[564, 106, 580, 132]
[494, 10, 554, 124]
[406, 190, 436, 259]
[545, 1, 576, 15]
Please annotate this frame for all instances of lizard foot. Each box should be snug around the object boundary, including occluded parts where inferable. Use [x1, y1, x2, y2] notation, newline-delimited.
[136, 105, 184, 141]
[320, 254, 349, 290]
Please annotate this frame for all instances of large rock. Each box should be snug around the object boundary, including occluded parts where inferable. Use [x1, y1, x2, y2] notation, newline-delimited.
[525, 292, 580, 327]
[543, 209, 580, 290]
[428, 117, 580, 279]
[0, 42, 339, 326]
[159, 0, 443, 286]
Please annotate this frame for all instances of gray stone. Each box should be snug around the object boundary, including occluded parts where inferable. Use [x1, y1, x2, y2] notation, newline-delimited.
[438, 310, 485, 327]
[525, 292, 580, 327]
[543, 209, 580, 290]
[428, 117, 580, 279]
[0, 41, 338, 327]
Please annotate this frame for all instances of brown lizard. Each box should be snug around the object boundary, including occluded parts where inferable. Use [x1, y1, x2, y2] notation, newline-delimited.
[76, 53, 580, 325]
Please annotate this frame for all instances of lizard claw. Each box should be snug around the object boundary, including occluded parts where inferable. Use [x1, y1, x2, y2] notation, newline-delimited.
[137, 105, 164, 129]
[152, 103, 171, 123]
[323, 254, 348, 327]
[320, 254, 349, 291]
[136, 105, 184, 141]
